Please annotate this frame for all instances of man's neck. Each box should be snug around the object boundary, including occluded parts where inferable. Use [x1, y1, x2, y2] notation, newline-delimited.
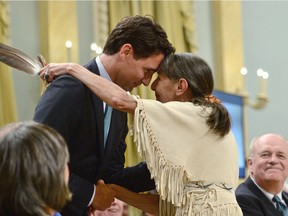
[251, 176, 283, 195]
[99, 53, 118, 82]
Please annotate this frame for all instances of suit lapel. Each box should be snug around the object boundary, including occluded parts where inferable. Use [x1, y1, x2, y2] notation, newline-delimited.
[103, 109, 120, 155]
[246, 177, 283, 215]
[282, 191, 288, 206]
[84, 59, 128, 165]
[103, 109, 127, 160]
[84, 59, 105, 160]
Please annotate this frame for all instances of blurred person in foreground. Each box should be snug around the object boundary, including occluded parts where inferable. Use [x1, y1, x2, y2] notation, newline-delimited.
[0, 121, 71, 216]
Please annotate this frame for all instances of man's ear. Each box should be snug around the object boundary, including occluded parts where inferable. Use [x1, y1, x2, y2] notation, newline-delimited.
[119, 44, 133, 60]
[247, 158, 253, 174]
[175, 78, 189, 96]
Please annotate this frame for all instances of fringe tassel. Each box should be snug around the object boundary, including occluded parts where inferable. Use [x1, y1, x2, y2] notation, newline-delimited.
[159, 199, 242, 216]
[176, 202, 242, 216]
[134, 100, 186, 206]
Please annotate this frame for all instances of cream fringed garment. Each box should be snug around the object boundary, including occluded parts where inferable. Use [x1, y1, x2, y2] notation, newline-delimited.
[133, 98, 243, 216]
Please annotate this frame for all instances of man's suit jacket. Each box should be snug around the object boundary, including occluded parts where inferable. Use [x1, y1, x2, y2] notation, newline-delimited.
[236, 176, 288, 216]
[33, 59, 154, 216]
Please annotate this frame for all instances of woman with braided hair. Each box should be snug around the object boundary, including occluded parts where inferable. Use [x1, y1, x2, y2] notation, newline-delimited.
[41, 53, 242, 216]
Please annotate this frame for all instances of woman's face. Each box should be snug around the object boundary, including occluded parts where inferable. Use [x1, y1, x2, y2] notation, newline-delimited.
[151, 71, 178, 103]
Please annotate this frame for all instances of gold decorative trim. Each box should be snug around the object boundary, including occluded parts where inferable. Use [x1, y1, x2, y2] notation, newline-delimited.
[0, 0, 9, 39]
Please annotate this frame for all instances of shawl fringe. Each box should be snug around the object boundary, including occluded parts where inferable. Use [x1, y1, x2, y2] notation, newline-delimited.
[160, 199, 242, 216]
[133, 100, 186, 206]
[177, 202, 242, 216]
[132, 99, 242, 216]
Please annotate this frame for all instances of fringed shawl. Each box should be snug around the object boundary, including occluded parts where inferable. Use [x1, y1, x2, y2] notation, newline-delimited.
[132, 98, 242, 215]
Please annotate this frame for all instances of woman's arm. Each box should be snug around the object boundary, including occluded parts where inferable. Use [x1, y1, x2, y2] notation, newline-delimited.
[40, 63, 137, 113]
[110, 184, 159, 216]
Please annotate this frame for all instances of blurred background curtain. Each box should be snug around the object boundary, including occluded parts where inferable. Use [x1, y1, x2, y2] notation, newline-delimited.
[0, 0, 17, 127]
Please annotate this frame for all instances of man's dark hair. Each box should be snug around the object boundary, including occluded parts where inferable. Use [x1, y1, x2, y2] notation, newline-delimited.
[103, 15, 175, 59]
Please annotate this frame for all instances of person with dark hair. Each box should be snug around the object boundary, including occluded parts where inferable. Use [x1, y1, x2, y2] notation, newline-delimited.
[0, 121, 71, 216]
[34, 15, 175, 216]
[40, 52, 242, 215]
[236, 133, 288, 216]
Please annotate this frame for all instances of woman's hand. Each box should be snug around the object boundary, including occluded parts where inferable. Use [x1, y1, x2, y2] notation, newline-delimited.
[38, 63, 79, 83]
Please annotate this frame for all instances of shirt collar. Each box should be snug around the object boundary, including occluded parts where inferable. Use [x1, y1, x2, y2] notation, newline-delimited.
[96, 55, 111, 81]
[96, 56, 112, 111]
[251, 176, 283, 202]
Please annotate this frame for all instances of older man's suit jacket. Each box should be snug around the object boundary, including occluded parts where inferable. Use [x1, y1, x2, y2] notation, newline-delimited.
[236, 176, 288, 216]
[33, 59, 154, 216]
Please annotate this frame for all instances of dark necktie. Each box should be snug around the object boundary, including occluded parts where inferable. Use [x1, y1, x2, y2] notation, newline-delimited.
[273, 195, 288, 216]
[104, 105, 112, 147]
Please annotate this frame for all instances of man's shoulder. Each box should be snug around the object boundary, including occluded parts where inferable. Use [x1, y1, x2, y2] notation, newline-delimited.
[45, 75, 87, 92]
[83, 58, 99, 74]
[236, 177, 256, 197]
[236, 177, 270, 204]
[236, 181, 251, 195]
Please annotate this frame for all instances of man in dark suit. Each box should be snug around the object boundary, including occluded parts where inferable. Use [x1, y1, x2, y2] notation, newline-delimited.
[33, 15, 175, 216]
[236, 133, 288, 216]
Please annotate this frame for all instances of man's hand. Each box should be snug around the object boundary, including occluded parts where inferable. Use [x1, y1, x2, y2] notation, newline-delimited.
[91, 180, 116, 211]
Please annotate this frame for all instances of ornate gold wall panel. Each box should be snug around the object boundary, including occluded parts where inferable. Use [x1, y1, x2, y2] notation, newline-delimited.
[0, 0, 17, 126]
[212, 1, 244, 93]
[38, 1, 79, 63]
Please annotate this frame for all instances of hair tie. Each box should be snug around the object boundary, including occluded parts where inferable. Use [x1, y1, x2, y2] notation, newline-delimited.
[204, 95, 221, 104]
